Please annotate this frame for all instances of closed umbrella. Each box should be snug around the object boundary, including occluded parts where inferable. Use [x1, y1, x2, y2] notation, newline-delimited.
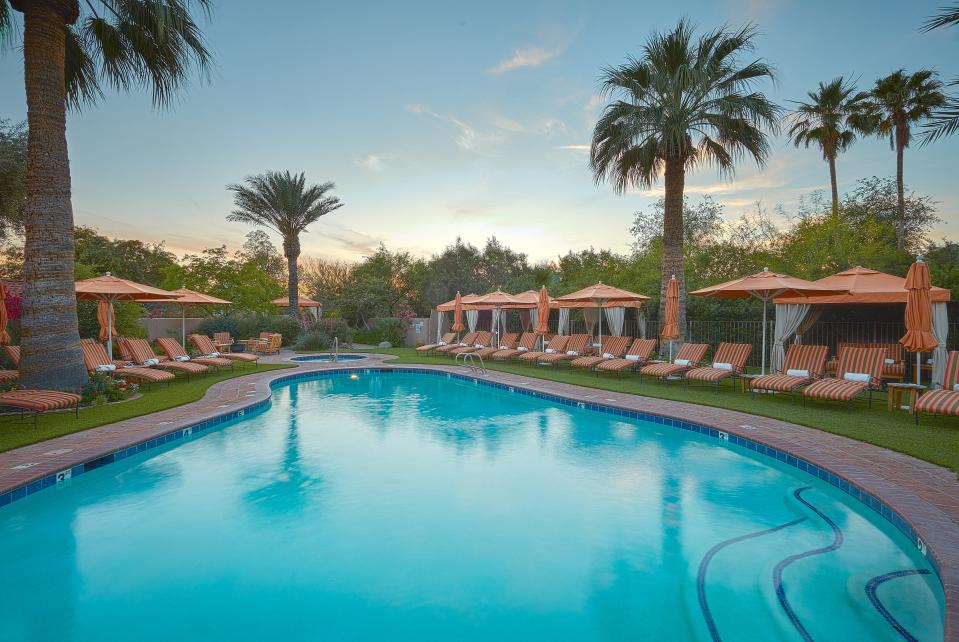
[900, 258, 938, 384]
[536, 286, 550, 350]
[0, 282, 9, 345]
[661, 276, 680, 359]
[451, 292, 465, 334]
[97, 300, 117, 342]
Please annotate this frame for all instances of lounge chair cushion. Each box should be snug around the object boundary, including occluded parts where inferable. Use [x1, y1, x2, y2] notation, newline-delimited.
[0, 390, 81, 412]
[751, 373, 809, 393]
[641, 363, 689, 378]
[916, 389, 959, 416]
[786, 369, 809, 377]
[687, 366, 738, 383]
[802, 379, 868, 401]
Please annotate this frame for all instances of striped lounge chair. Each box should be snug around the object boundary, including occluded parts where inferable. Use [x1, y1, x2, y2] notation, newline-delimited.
[492, 333, 538, 360]
[190, 334, 258, 365]
[0, 389, 81, 427]
[595, 339, 658, 373]
[448, 332, 493, 356]
[80, 339, 176, 386]
[520, 335, 570, 363]
[686, 342, 752, 389]
[417, 332, 456, 353]
[802, 346, 886, 410]
[640, 343, 709, 381]
[156, 338, 233, 370]
[751, 344, 829, 397]
[537, 334, 591, 365]
[571, 335, 632, 370]
[119, 338, 210, 377]
[915, 351, 959, 423]
[0, 345, 19, 383]
[434, 332, 477, 355]
[474, 333, 518, 360]
[826, 342, 905, 383]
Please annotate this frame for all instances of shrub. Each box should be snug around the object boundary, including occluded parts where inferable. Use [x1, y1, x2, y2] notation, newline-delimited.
[294, 329, 333, 352]
[81, 373, 137, 405]
[196, 312, 302, 346]
[357, 317, 407, 346]
[314, 318, 353, 345]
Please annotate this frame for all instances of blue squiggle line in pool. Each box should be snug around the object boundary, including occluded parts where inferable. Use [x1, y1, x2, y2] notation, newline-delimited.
[773, 486, 844, 641]
[697, 515, 808, 641]
[865, 569, 932, 642]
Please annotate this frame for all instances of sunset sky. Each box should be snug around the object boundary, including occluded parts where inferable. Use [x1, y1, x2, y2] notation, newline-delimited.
[1, 0, 957, 263]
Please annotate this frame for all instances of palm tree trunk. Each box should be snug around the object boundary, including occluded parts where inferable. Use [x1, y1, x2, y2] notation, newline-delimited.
[17, 1, 87, 391]
[895, 138, 906, 250]
[660, 157, 686, 341]
[828, 154, 839, 217]
[283, 235, 300, 319]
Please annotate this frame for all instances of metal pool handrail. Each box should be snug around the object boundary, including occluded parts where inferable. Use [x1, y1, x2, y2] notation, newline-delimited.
[455, 351, 487, 376]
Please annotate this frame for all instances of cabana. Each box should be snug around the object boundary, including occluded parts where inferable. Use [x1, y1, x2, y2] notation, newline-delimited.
[272, 296, 322, 320]
[555, 283, 649, 350]
[773, 266, 951, 386]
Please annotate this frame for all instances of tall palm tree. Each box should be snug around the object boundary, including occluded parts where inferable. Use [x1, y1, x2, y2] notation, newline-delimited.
[227, 172, 343, 318]
[0, 0, 212, 390]
[921, 5, 959, 144]
[862, 70, 946, 250]
[787, 77, 870, 217]
[590, 20, 779, 337]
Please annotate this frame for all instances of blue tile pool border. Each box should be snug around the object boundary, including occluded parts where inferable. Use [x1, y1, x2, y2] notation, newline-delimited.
[0, 365, 943, 586]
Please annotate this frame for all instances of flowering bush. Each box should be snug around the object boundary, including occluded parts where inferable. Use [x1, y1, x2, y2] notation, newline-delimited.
[81, 374, 137, 405]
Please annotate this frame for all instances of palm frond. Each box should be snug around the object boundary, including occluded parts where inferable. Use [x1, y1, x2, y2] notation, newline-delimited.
[922, 4, 959, 31]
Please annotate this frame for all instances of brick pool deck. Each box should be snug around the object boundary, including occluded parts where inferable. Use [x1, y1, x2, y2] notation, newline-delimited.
[0, 351, 957, 639]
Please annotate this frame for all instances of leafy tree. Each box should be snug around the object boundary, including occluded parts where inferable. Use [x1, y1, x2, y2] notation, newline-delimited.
[787, 77, 870, 216]
[861, 70, 946, 249]
[925, 240, 959, 299]
[160, 246, 282, 313]
[0, 0, 213, 390]
[298, 256, 354, 310]
[227, 171, 343, 317]
[841, 177, 939, 253]
[336, 245, 424, 327]
[421, 238, 486, 306]
[0, 119, 26, 241]
[237, 230, 286, 283]
[74, 226, 177, 286]
[590, 20, 780, 338]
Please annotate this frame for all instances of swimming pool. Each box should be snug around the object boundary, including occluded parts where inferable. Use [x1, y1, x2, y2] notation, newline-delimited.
[290, 353, 366, 362]
[0, 370, 943, 641]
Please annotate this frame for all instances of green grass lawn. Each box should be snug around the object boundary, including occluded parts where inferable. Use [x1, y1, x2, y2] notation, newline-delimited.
[0, 364, 293, 454]
[352, 347, 959, 473]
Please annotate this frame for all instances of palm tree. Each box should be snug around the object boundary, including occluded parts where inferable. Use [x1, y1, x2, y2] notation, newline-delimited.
[227, 172, 343, 318]
[862, 70, 946, 250]
[787, 77, 870, 217]
[590, 20, 779, 338]
[0, 0, 212, 390]
[921, 5, 959, 144]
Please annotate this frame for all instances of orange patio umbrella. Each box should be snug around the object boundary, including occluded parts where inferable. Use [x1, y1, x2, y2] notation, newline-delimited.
[661, 276, 680, 359]
[690, 268, 846, 374]
[555, 282, 650, 351]
[97, 300, 117, 342]
[0, 282, 9, 345]
[451, 291, 465, 333]
[170, 288, 233, 345]
[468, 290, 529, 343]
[900, 258, 938, 384]
[75, 273, 182, 360]
[535, 286, 550, 349]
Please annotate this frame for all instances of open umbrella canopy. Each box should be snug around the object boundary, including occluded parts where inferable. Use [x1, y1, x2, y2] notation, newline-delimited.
[555, 282, 649, 308]
[690, 269, 846, 299]
[175, 288, 232, 305]
[775, 266, 950, 305]
[75, 273, 180, 301]
[272, 296, 322, 308]
[468, 290, 534, 308]
[436, 293, 481, 312]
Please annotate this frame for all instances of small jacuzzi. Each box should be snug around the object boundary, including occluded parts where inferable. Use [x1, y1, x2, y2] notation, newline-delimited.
[290, 354, 367, 363]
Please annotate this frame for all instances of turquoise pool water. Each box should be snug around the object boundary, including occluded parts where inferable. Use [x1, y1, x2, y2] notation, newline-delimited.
[0, 371, 943, 641]
[290, 354, 366, 362]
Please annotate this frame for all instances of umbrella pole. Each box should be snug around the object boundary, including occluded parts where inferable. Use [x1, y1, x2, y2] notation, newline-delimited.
[107, 298, 114, 362]
[916, 352, 921, 385]
[761, 298, 768, 376]
[182, 305, 186, 346]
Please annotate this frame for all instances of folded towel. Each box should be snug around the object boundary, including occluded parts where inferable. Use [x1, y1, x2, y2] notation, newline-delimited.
[602, 352, 614, 359]
[518, 347, 528, 352]
[674, 358, 690, 366]
[499, 345, 508, 350]
[566, 350, 578, 356]
[174, 355, 191, 362]
[843, 372, 870, 383]
[625, 354, 640, 362]
[474, 344, 484, 348]
[712, 362, 733, 371]
[143, 358, 160, 367]
[95, 364, 116, 372]
[438, 341, 447, 346]
[545, 348, 557, 354]
[786, 368, 809, 377]
[884, 358, 894, 365]
[954, 384, 959, 392]
[205, 353, 220, 359]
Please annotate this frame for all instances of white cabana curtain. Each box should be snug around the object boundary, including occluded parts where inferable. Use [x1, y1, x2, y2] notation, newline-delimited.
[583, 308, 599, 336]
[491, 308, 501, 337]
[466, 309, 479, 333]
[638, 310, 647, 339]
[770, 304, 812, 373]
[558, 308, 570, 335]
[604, 307, 625, 336]
[436, 311, 445, 342]
[932, 302, 949, 388]
[793, 305, 824, 343]
[529, 309, 538, 333]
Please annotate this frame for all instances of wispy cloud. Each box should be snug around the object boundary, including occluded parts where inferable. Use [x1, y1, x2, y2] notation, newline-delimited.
[487, 113, 566, 137]
[354, 154, 390, 172]
[407, 104, 504, 150]
[489, 46, 563, 74]
[556, 144, 590, 153]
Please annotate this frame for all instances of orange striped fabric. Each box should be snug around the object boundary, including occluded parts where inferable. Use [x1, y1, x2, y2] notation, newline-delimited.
[474, 334, 518, 359]
[916, 351, 959, 417]
[686, 342, 752, 382]
[190, 334, 258, 362]
[416, 332, 457, 352]
[3, 345, 19, 367]
[435, 332, 478, 353]
[595, 339, 658, 372]
[803, 347, 886, 402]
[0, 370, 18, 382]
[157, 338, 233, 368]
[125, 338, 209, 374]
[491, 333, 538, 360]
[640, 343, 709, 379]
[538, 334, 591, 363]
[449, 331, 493, 355]
[0, 389, 81, 412]
[79, 339, 176, 383]
[571, 335, 631, 369]
[519, 335, 570, 361]
[750, 344, 828, 393]
[827, 342, 904, 376]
